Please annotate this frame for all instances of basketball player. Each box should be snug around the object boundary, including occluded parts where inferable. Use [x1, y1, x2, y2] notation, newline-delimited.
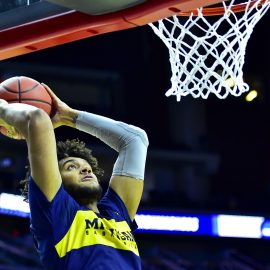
[0, 83, 148, 270]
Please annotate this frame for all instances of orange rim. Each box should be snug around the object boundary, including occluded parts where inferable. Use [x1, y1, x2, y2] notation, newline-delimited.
[178, 0, 268, 16]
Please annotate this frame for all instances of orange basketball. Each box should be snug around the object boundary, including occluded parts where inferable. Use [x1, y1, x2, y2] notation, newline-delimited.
[0, 76, 52, 116]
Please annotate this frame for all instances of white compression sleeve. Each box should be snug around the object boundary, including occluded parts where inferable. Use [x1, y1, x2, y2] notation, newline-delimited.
[76, 111, 149, 180]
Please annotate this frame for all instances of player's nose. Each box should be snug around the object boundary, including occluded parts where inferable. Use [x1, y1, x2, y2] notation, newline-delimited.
[80, 166, 92, 174]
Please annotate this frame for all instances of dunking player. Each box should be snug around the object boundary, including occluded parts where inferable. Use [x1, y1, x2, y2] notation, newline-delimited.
[0, 83, 149, 270]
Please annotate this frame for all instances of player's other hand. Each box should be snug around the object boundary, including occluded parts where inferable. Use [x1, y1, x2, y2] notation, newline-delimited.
[42, 83, 78, 129]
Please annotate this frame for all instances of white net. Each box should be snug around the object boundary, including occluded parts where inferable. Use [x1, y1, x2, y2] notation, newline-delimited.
[149, 0, 270, 101]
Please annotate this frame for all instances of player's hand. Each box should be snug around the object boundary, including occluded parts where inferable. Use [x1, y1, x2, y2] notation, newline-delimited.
[42, 83, 78, 129]
[0, 99, 8, 127]
[0, 126, 25, 140]
[0, 100, 24, 140]
[0, 98, 8, 110]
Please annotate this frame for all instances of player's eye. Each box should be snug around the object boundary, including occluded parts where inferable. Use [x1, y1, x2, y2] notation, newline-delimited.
[67, 164, 77, 170]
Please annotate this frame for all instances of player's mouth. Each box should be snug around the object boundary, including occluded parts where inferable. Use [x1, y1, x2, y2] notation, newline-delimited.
[81, 175, 94, 182]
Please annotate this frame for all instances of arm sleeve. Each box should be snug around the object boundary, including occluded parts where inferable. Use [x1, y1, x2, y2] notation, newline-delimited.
[76, 111, 149, 179]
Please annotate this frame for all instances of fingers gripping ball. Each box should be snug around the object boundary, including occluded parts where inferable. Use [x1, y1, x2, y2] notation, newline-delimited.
[0, 76, 52, 116]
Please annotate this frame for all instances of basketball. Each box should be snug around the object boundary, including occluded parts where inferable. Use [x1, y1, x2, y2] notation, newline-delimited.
[0, 76, 52, 116]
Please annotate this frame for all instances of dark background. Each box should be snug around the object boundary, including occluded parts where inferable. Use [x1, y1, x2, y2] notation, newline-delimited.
[0, 0, 270, 269]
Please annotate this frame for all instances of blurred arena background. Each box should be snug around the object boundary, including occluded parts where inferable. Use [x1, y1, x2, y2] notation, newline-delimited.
[0, 0, 270, 269]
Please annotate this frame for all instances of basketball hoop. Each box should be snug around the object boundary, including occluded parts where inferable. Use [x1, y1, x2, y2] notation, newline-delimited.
[149, 0, 270, 101]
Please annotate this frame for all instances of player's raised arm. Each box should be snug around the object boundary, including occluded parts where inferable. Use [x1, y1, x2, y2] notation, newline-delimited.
[0, 100, 62, 202]
[76, 113, 149, 220]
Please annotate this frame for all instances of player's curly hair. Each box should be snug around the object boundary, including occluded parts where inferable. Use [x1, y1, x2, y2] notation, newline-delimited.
[19, 138, 104, 202]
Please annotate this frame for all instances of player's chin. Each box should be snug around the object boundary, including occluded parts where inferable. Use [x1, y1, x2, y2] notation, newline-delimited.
[79, 184, 103, 200]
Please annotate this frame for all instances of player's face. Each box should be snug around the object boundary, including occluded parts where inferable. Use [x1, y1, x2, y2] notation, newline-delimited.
[59, 157, 102, 202]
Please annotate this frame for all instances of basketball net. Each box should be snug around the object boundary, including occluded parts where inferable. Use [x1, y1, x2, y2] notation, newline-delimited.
[149, 0, 270, 101]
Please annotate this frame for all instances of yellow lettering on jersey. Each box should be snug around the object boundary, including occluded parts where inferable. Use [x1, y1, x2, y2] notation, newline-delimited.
[55, 211, 139, 257]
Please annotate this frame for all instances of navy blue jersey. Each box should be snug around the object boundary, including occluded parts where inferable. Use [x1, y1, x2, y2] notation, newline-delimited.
[28, 177, 141, 270]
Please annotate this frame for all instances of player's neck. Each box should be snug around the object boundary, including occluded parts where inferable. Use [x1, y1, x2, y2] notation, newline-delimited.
[78, 199, 99, 213]
[85, 202, 99, 213]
